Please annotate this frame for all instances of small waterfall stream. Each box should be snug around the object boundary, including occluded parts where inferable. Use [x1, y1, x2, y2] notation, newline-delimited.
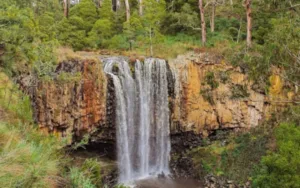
[103, 57, 171, 184]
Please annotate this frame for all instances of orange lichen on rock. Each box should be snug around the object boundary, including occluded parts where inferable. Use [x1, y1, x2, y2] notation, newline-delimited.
[169, 52, 266, 136]
[32, 59, 107, 141]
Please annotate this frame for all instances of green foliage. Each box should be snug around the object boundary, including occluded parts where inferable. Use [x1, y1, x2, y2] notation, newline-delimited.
[68, 158, 107, 188]
[225, 5, 300, 89]
[200, 72, 219, 105]
[163, 3, 199, 35]
[279, 106, 300, 126]
[69, 0, 99, 32]
[108, 34, 129, 50]
[200, 88, 215, 105]
[123, 12, 144, 43]
[88, 19, 113, 48]
[0, 73, 113, 188]
[0, 121, 64, 188]
[81, 159, 102, 186]
[252, 123, 300, 188]
[72, 134, 90, 150]
[69, 167, 96, 188]
[57, 0, 101, 50]
[205, 72, 219, 90]
[0, 1, 58, 77]
[230, 84, 250, 99]
[219, 71, 230, 84]
[0, 72, 33, 123]
[57, 72, 82, 84]
[99, 0, 114, 21]
[190, 127, 269, 184]
[57, 17, 87, 50]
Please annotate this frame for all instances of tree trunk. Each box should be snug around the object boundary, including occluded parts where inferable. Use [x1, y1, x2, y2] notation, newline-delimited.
[236, 18, 242, 43]
[199, 0, 206, 45]
[138, 0, 143, 16]
[98, 0, 102, 7]
[125, 0, 131, 22]
[211, 1, 216, 32]
[149, 27, 153, 56]
[246, 0, 252, 47]
[63, 0, 69, 18]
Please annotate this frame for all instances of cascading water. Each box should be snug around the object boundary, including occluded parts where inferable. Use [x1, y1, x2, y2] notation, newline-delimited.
[103, 57, 171, 184]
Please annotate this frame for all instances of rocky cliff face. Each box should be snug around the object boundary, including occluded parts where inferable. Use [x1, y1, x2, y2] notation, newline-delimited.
[169, 52, 266, 137]
[21, 52, 293, 144]
[24, 59, 111, 143]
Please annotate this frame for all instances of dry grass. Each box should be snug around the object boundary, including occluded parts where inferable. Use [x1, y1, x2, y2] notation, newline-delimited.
[0, 121, 65, 188]
[55, 46, 82, 62]
[55, 47, 105, 63]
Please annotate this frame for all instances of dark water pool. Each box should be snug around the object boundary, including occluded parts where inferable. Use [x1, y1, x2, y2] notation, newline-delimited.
[133, 177, 202, 188]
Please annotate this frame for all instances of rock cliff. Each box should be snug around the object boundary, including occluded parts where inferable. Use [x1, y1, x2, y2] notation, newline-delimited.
[22, 59, 110, 143]
[169, 52, 266, 137]
[20, 52, 294, 143]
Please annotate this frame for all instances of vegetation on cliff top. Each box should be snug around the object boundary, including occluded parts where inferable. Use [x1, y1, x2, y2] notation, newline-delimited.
[0, 0, 299, 93]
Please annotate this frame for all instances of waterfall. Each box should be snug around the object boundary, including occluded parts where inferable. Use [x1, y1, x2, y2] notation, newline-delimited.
[103, 57, 171, 183]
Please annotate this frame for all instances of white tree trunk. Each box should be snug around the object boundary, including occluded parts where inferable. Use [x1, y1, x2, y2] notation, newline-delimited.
[139, 0, 143, 16]
[125, 0, 131, 21]
[211, 1, 216, 32]
[246, 0, 252, 47]
[199, 0, 206, 45]
[98, 0, 102, 7]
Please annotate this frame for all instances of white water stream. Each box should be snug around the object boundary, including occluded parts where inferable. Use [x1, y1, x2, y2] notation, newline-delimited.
[103, 57, 171, 184]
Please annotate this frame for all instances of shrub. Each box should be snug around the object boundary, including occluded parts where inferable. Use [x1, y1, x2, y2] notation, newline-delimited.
[0, 122, 64, 188]
[69, 167, 96, 188]
[108, 35, 129, 50]
[189, 127, 268, 184]
[205, 72, 219, 90]
[69, 0, 98, 32]
[57, 17, 88, 50]
[0, 72, 33, 123]
[252, 123, 300, 188]
[88, 19, 113, 48]
[230, 84, 250, 99]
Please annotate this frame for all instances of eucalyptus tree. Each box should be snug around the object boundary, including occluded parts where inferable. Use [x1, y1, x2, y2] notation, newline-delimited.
[64, 0, 70, 17]
[125, 0, 130, 22]
[143, 0, 166, 56]
[199, 0, 206, 45]
[245, 0, 252, 47]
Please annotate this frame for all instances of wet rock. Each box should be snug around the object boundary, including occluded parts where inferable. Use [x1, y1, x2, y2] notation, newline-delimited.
[23, 59, 110, 143]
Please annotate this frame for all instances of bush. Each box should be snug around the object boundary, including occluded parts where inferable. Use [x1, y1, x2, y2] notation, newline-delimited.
[69, 167, 96, 188]
[88, 19, 113, 48]
[252, 123, 300, 188]
[0, 122, 64, 188]
[230, 84, 250, 99]
[69, 0, 98, 32]
[0, 72, 33, 123]
[189, 127, 268, 184]
[205, 72, 219, 90]
[108, 35, 129, 50]
[57, 17, 88, 50]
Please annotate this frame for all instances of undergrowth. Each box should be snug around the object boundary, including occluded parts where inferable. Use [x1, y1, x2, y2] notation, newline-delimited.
[0, 71, 116, 188]
[189, 105, 300, 186]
